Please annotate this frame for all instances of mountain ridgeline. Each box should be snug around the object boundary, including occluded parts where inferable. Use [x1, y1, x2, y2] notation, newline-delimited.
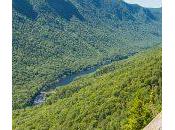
[13, 0, 162, 21]
[12, 0, 161, 109]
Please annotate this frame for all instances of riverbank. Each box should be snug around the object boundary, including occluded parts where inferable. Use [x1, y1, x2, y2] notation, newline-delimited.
[31, 53, 137, 105]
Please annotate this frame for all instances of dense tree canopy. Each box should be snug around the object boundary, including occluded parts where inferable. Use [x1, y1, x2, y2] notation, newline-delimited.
[13, 48, 162, 130]
[13, 0, 161, 109]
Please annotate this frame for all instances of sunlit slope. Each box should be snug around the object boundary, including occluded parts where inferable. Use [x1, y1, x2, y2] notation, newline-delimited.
[13, 48, 162, 130]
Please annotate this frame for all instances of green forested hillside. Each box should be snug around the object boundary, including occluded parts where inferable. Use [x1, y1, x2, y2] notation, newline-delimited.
[13, 0, 161, 109]
[13, 48, 162, 130]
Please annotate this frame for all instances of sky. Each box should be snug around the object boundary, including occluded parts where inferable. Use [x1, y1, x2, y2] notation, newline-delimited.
[123, 0, 162, 8]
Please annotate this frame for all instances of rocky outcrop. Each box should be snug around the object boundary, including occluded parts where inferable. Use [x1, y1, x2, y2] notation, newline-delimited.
[143, 112, 162, 130]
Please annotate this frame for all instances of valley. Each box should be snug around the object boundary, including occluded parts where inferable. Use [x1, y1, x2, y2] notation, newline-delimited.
[13, 48, 162, 130]
[12, 0, 162, 129]
[32, 52, 135, 105]
[13, 0, 161, 109]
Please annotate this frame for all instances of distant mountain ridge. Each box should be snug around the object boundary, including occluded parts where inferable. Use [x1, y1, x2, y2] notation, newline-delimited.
[13, 0, 161, 22]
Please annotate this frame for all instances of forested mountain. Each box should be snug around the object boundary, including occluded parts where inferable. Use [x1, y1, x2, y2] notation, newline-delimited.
[13, 0, 161, 109]
[13, 48, 162, 130]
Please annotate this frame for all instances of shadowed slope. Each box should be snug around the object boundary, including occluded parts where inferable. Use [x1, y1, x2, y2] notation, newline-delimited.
[13, 0, 38, 20]
[48, 0, 85, 21]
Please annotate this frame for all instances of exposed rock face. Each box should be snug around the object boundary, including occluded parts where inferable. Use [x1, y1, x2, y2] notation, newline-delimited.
[143, 112, 162, 130]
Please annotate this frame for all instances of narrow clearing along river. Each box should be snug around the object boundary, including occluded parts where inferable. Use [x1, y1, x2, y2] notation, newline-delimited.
[32, 53, 137, 105]
[33, 67, 97, 105]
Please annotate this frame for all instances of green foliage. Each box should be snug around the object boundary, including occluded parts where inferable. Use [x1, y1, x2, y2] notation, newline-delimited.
[13, 0, 161, 109]
[13, 48, 162, 130]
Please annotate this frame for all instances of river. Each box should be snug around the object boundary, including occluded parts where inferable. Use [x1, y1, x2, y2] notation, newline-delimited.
[33, 67, 97, 105]
[32, 53, 137, 105]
